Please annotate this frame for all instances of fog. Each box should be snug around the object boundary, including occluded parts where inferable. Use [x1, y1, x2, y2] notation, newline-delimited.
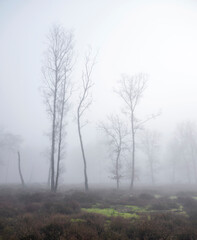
[1, 0, 197, 189]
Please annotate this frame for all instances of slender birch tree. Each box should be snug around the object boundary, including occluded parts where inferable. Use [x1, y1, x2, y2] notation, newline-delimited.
[77, 49, 96, 191]
[116, 73, 149, 190]
[42, 25, 74, 192]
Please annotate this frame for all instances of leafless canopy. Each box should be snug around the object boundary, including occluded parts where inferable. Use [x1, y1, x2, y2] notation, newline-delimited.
[42, 25, 74, 119]
[117, 74, 147, 112]
[42, 25, 74, 192]
[116, 73, 148, 190]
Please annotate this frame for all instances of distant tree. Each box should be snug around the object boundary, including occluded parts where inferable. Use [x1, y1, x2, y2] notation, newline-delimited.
[42, 25, 74, 192]
[77, 49, 96, 191]
[0, 130, 21, 151]
[141, 130, 160, 184]
[17, 151, 25, 187]
[0, 129, 24, 186]
[168, 138, 181, 184]
[116, 74, 155, 190]
[100, 115, 128, 189]
[171, 121, 197, 183]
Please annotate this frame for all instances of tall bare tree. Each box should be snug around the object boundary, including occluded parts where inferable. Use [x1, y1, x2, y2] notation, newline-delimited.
[42, 25, 74, 192]
[100, 115, 128, 189]
[141, 130, 160, 185]
[77, 49, 96, 191]
[116, 73, 154, 189]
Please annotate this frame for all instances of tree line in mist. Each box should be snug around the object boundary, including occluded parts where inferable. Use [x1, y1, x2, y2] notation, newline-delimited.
[1, 25, 197, 192]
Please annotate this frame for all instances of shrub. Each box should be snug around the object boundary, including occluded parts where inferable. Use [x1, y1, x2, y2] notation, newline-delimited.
[188, 209, 197, 225]
[110, 217, 130, 233]
[150, 198, 179, 211]
[25, 203, 42, 213]
[63, 223, 101, 240]
[41, 223, 63, 240]
[178, 197, 197, 210]
[138, 193, 155, 200]
[19, 233, 39, 240]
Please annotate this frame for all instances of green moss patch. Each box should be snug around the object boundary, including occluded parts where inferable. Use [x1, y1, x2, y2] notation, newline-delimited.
[154, 194, 161, 199]
[71, 218, 86, 223]
[125, 205, 148, 212]
[169, 196, 177, 200]
[81, 208, 139, 219]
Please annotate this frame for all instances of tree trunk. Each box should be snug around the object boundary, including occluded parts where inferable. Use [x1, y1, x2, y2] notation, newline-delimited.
[17, 151, 25, 187]
[130, 113, 135, 190]
[50, 73, 58, 192]
[190, 146, 197, 183]
[48, 164, 51, 187]
[150, 158, 155, 185]
[55, 124, 62, 192]
[77, 111, 88, 191]
[172, 162, 175, 184]
[185, 158, 191, 184]
[116, 148, 121, 190]
[55, 84, 65, 192]
[117, 179, 119, 190]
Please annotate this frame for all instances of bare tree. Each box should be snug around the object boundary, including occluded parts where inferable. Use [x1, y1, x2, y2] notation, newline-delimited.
[0, 129, 24, 185]
[17, 151, 25, 187]
[168, 138, 181, 184]
[183, 122, 197, 183]
[100, 115, 128, 189]
[42, 25, 74, 192]
[141, 130, 160, 185]
[77, 49, 96, 191]
[116, 73, 155, 190]
[172, 121, 197, 183]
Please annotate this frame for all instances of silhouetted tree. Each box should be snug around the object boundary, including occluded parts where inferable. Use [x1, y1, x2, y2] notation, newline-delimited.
[0, 129, 24, 185]
[141, 130, 160, 184]
[171, 121, 197, 183]
[168, 138, 181, 184]
[100, 115, 128, 189]
[42, 25, 74, 192]
[77, 49, 96, 191]
[116, 74, 156, 190]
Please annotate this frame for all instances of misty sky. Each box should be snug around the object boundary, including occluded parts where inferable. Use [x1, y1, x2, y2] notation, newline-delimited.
[0, 0, 197, 185]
